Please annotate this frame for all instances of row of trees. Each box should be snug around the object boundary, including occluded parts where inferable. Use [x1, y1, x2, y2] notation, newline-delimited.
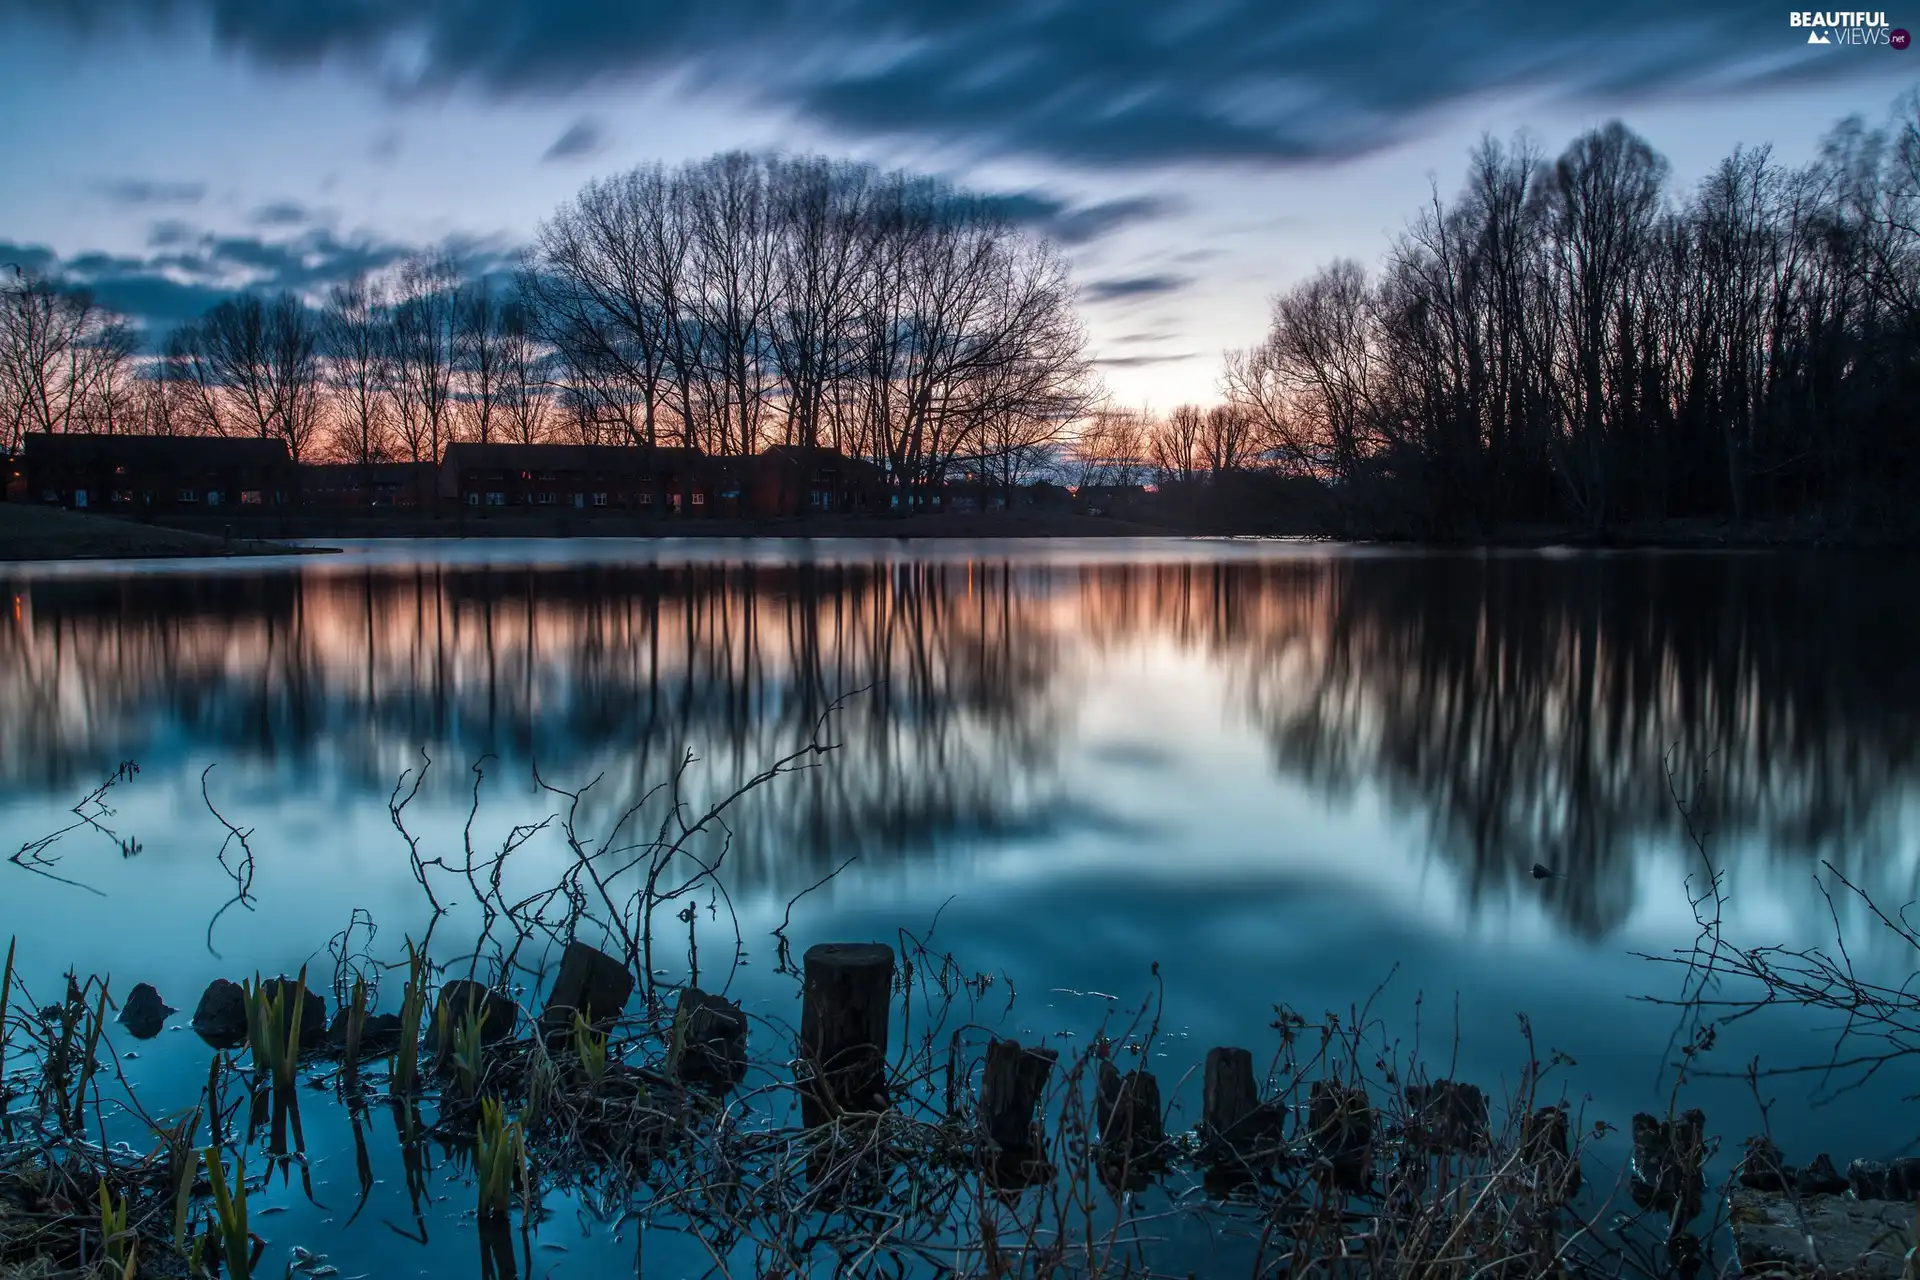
[1, 153, 1097, 495]
[1217, 98, 1920, 535]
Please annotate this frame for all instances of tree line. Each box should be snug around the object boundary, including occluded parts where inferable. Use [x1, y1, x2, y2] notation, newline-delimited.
[0, 152, 1096, 497]
[1079, 95, 1918, 537]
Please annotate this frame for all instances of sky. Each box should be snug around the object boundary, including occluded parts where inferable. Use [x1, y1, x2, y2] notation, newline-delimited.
[0, 1, 1911, 409]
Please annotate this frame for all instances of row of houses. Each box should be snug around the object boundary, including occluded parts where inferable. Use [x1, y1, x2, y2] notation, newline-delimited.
[12, 435, 902, 518]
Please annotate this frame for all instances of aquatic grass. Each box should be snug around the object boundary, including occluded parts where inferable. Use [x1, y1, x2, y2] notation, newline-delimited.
[452, 999, 486, 1099]
[242, 966, 309, 1099]
[570, 1011, 608, 1086]
[475, 1097, 525, 1221]
[393, 942, 428, 1098]
[96, 1179, 135, 1280]
[203, 1145, 252, 1280]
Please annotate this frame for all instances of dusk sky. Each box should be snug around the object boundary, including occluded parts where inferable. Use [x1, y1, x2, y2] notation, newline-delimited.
[0, 1, 1909, 408]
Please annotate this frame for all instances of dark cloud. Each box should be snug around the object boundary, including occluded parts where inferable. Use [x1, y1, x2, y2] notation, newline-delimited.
[978, 192, 1181, 245]
[1082, 274, 1192, 303]
[95, 178, 207, 206]
[542, 116, 607, 162]
[17, 1, 1865, 167]
[1095, 352, 1201, 368]
[250, 200, 313, 226]
[4, 225, 520, 337]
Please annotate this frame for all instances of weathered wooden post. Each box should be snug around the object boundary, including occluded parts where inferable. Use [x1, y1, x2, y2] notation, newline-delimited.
[1097, 1059, 1167, 1190]
[1405, 1079, 1490, 1154]
[979, 1038, 1058, 1187]
[1630, 1109, 1707, 1218]
[1201, 1046, 1282, 1177]
[798, 942, 895, 1127]
[538, 941, 634, 1046]
[668, 987, 749, 1091]
[1521, 1105, 1581, 1203]
[1307, 1080, 1373, 1192]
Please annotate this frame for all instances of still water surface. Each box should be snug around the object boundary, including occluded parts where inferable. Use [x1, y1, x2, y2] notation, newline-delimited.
[2, 538, 1917, 1275]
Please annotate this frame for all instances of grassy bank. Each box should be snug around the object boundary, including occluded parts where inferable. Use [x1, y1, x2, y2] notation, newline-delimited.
[146, 508, 1182, 541]
[0, 504, 324, 562]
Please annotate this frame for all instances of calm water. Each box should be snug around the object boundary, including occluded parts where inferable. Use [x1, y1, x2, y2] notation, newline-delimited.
[3, 538, 1918, 1276]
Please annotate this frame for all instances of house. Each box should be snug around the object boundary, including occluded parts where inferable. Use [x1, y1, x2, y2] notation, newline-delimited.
[299, 461, 438, 507]
[438, 441, 716, 514]
[751, 445, 888, 516]
[1075, 483, 1149, 516]
[23, 432, 295, 512]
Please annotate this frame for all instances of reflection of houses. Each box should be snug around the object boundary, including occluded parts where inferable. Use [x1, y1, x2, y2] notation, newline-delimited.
[299, 462, 438, 507]
[23, 433, 295, 511]
[751, 445, 887, 515]
[439, 442, 713, 514]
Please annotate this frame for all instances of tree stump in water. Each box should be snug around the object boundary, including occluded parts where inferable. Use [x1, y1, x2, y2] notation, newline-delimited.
[980, 1038, 1058, 1187]
[539, 942, 634, 1046]
[1405, 1079, 1490, 1153]
[1097, 1060, 1167, 1189]
[668, 987, 749, 1091]
[1201, 1046, 1283, 1176]
[1522, 1105, 1581, 1203]
[1307, 1080, 1373, 1191]
[798, 942, 895, 1127]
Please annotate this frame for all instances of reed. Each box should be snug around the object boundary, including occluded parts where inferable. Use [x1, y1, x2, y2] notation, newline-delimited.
[0, 936, 12, 1138]
[571, 1010, 608, 1086]
[96, 1179, 136, 1280]
[202, 1145, 251, 1280]
[452, 998, 486, 1099]
[393, 942, 428, 1098]
[475, 1096, 525, 1221]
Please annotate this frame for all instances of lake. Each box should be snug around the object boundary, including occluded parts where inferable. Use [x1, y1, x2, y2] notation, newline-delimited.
[3, 537, 1917, 1277]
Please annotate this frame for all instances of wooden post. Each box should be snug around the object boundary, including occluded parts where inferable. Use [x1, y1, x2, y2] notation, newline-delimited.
[979, 1038, 1057, 1187]
[798, 942, 894, 1127]
[1307, 1080, 1373, 1192]
[1405, 1079, 1490, 1153]
[1522, 1105, 1581, 1203]
[1097, 1059, 1166, 1189]
[1202, 1046, 1282, 1174]
[668, 987, 749, 1091]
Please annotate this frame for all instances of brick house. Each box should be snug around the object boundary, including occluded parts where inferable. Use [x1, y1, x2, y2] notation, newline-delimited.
[750, 445, 887, 516]
[23, 433, 296, 512]
[438, 442, 717, 514]
[298, 461, 438, 507]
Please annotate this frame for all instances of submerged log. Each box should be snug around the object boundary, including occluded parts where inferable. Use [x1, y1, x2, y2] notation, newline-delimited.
[1200, 1046, 1283, 1174]
[668, 987, 749, 1091]
[798, 942, 895, 1126]
[539, 942, 634, 1045]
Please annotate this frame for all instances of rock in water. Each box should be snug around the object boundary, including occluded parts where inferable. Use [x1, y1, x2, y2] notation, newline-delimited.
[118, 982, 174, 1040]
[191, 979, 248, 1049]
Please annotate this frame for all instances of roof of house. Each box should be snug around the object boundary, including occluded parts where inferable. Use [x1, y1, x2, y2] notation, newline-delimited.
[24, 432, 293, 467]
[440, 441, 705, 472]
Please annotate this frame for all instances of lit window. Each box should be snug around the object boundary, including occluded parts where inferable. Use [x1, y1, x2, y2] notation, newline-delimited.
[467, 493, 480, 506]
[206, 491, 221, 506]
[240, 490, 263, 506]
[639, 492, 653, 505]
[178, 489, 198, 504]
[487, 492, 505, 506]
[592, 492, 608, 507]
[538, 491, 557, 505]
[691, 492, 705, 506]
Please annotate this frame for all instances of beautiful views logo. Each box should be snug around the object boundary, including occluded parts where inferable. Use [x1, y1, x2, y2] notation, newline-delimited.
[1788, 10, 1903, 44]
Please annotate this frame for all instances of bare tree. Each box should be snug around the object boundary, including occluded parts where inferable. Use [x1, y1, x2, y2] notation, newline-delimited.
[324, 276, 393, 478]
[458, 279, 507, 445]
[498, 286, 552, 446]
[0, 274, 129, 449]
[388, 254, 463, 466]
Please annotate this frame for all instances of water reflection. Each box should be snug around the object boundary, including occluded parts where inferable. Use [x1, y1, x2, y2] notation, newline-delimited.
[3, 547, 1917, 940]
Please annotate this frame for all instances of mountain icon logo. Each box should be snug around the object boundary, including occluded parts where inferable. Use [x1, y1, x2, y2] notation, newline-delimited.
[1807, 27, 1831, 41]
